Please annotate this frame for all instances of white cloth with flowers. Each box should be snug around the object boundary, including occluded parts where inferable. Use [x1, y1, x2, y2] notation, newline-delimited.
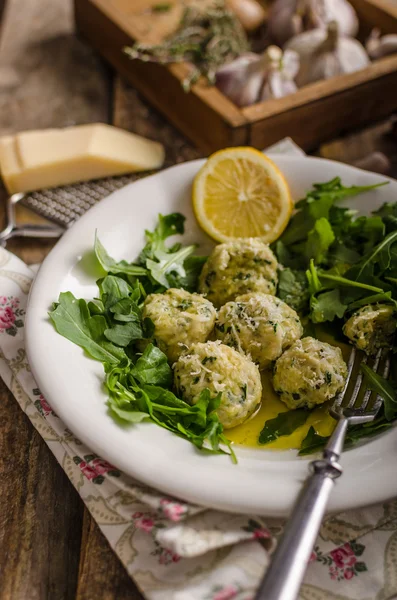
[1, 138, 397, 600]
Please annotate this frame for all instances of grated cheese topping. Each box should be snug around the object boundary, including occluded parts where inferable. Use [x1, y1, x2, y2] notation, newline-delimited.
[198, 239, 278, 308]
[173, 341, 262, 429]
[273, 337, 347, 410]
[143, 288, 216, 364]
[215, 292, 303, 370]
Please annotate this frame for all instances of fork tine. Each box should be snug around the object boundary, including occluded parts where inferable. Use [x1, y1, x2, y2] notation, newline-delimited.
[371, 349, 392, 415]
[359, 347, 383, 411]
[333, 347, 356, 408]
[346, 354, 368, 409]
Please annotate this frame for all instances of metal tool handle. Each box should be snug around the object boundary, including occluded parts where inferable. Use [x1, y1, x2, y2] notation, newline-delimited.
[0, 193, 65, 246]
[255, 418, 347, 600]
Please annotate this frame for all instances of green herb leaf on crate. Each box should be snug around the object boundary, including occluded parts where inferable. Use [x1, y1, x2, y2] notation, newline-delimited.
[258, 409, 310, 445]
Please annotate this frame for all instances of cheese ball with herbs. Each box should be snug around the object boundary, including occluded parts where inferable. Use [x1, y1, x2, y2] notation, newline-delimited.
[214, 292, 303, 370]
[198, 239, 278, 308]
[273, 337, 347, 410]
[343, 304, 397, 355]
[142, 288, 216, 364]
[173, 341, 262, 429]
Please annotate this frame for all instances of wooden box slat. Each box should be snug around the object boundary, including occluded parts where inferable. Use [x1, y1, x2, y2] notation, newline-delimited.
[75, 0, 397, 152]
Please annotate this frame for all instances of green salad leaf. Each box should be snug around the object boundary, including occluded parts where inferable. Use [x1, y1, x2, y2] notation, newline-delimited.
[50, 215, 237, 461]
[258, 409, 310, 445]
[298, 426, 329, 456]
[49, 292, 122, 364]
[361, 364, 397, 421]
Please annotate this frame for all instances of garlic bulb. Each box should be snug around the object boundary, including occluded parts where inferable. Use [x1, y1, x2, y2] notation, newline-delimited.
[215, 53, 266, 107]
[285, 22, 369, 87]
[366, 28, 397, 60]
[216, 46, 299, 107]
[260, 46, 300, 100]
[267, 0, 359, 47]
[225, 0, 267, 32]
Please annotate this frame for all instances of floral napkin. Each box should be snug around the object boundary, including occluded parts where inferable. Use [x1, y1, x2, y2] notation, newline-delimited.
[1, 139, 397, 600]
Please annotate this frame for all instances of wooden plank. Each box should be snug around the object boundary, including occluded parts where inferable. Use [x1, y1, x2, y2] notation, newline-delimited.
[0, 1, 112, 599]
[112, 77, 203, 164]
[350, 0, 397, 33]
[0, 0, 112, 254]
[0, 379, 83, 600]
[76, 510, 143, 600]
[74, 0, 249, 153]
[0, 0, 111, 262]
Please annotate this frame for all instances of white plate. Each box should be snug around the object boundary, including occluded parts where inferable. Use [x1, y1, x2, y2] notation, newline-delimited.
[25, 155, 397, 516]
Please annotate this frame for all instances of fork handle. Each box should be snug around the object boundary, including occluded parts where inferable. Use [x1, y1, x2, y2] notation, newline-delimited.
[255, 418, 347, 600]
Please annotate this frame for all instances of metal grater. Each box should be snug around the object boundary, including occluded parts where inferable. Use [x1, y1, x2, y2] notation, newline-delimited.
[0, 173, 149, 245]
[20, 174, 145, 227]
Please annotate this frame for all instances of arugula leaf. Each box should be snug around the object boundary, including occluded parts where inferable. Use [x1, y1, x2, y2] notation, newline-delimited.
[108, 398, 149, 423]
[147, 245, 196, 287]
[139, 213, 186, 262]
[49, 292, 120, 364]
[305, 217, 335, 265]
[98, 275, 132, 311]
[374, 202, 397, 233]
[306, 259, 323, 295]
[258, 409, 310, 445]
[298, 426, 328, 456]
[280, 178, 386, 246]
[356, 230, 397, 279]
[104, 321, 143, 347]
[310, 289, 347, 323]
[166, 255, 207, 292]
[361, 364, 397, 421]
[95, 233, 147, 276]
[131, 344, 172, 387]
[346, 292, 397, 313]
[277, 268, 310, 313]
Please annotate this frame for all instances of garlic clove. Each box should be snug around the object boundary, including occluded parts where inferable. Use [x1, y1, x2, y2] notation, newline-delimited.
[225, 0, 267, 32]
[215, 53, 265, 107]
[366, 28, 397, 60]
[216, 46, 300, 107]
[259, 47, 299, 101]
[267, 0, 359, 47]
[285, 22, 369, 87]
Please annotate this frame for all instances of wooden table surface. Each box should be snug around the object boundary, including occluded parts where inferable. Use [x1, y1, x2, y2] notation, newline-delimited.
[0, 1, 396, 598]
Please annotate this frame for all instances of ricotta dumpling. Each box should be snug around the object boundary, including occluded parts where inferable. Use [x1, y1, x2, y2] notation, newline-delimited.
[343, 304, 397, 355]
[173, 341, 262, 429]
[142, 288, 216, 364]
[198, 239, 278, 308]
[215, 292, 303, 370]
[273, 337, 347, 410]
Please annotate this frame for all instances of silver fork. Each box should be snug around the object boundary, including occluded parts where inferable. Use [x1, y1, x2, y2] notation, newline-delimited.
[255, 346, 391, 600]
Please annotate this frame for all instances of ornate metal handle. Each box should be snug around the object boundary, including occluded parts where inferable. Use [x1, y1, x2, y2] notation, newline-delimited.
[255, 417, 347, 600]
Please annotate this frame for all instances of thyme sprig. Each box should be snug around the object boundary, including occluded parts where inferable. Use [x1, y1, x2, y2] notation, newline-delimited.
[124, 1, 249, 90]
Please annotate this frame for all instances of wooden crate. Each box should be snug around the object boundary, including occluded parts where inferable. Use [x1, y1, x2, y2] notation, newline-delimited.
[74, 0, 397, 153]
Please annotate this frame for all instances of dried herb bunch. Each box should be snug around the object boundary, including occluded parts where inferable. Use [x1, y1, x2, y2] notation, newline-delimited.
[124, 1, 249, 90]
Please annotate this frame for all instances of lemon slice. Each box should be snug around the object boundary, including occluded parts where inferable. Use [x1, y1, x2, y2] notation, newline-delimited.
[192, 147, 293, 243]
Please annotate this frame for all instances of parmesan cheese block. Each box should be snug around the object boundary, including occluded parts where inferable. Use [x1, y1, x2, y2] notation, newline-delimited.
[0, 123, 165, 193]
